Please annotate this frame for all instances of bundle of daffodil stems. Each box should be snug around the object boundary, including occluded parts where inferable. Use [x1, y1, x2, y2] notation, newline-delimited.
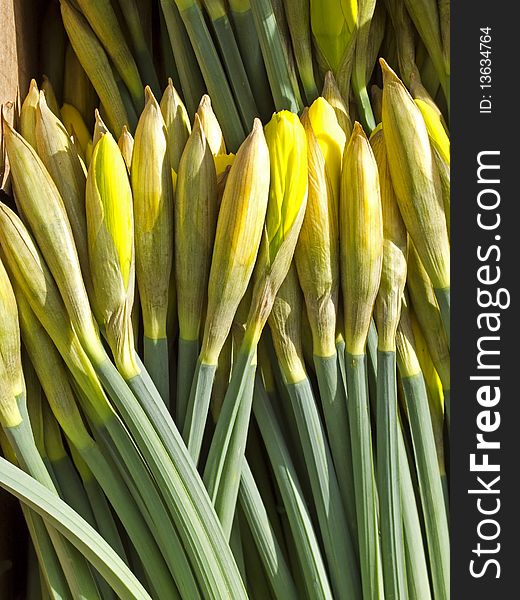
[0, 0, 450, 598]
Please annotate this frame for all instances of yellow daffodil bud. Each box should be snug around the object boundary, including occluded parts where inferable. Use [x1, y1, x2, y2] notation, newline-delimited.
[20, 79, 40, 149]
[0, 355, 22, 429]
[395, 292, 421, 378]
[2, 123, 102, 363]
[41, 76, 61, 118]
[371, 127, 408, 352]
[175, 115, 218, 342]
[268, 264, 307, 384]
[381, 60, 449, 292]
[340, 122, 383, 355]
[160, 78, 191, 172]
[263, 110, 308, 266]
[201, 119, 270, 365]
[295, 108, 340, 357]
[310, 0, 357, 73]
[131, 87, 174, 342]
[35, 92, 94, 306]
[414, 99, 450, 165]
[118, 126, 134, 172]
[0, 259, 23, 400]
[196, 95, 226, 156]
[60, 102, 93, 162]
[86, 131, 137, 377]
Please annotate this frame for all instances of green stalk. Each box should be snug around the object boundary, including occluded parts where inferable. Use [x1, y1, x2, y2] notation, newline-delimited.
[229, 1, 273, 121]
[313, 353, 357, 543]
[173, 0, 245, 150]
[345, 353, 383, 600]
[376, 351, 407, 599]
[176, 338, 199, 429]
[21, 505, 72, 600]
[239, 511, 273, 599]
[143, 336, 170, 410]
[93, 357, 247, 598]
[160, 0, 206, 117]
[5, 419, 101, 600]
[401, 373, 450, 600]
[249, 0, 303, 112]
[182, 361, 218, 463]
[253, 376, 333, 599]
[398, 422, 432, 600]
[158, 7, 181, 88]
[117, 0, 161, 97]
[229, 516, 247, 582]
[207, 8, 259, 129]
[0, 458, 152, 600]
[239, 460, 298, 599]
[69, 447, 128, 564]
[203, 346, 256, 538]
[434, 287, 450, 345]
[286, 377, 361, 599]
[352, 0, 377, 131]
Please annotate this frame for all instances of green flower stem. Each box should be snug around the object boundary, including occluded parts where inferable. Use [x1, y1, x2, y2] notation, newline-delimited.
[434, 287, 450, 346]
[182, 360, 218, 463]
[397, 424, 432, 600]
[229, 517, 247, 582]
[160, 0, 206, 117]
[313, 353, 357, 543]
[345, 353, 383, 600]
[117, 0, 161, 97]
[249, 0, 303, 113]
[94, 357, 247, 599]
[176, 338, 199, 430]
[211, 14, 259, 129]
[239, 460, 298, 599]
[376, 351, 407, 600]
[253, 376, 333, 599]
[22, 505, 72, 600]
[238, 512, 272, 599]
[229, 5, 273, 121]
[401, 373, 449, 600]
[175, 1, 246, 150]
[143, 336, 170, 410]
[159, 7, 181, 88]
[4, 420, 101, 600]
[203, 345, 257, 538]
[367, 320, 379, 418]
[0, 458, 152, 600]
[93, 419, 198, 599]
[286, 378, 361, 599]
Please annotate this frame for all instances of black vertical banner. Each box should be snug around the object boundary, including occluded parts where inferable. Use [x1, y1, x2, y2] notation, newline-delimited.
[452, 1, 518, 598]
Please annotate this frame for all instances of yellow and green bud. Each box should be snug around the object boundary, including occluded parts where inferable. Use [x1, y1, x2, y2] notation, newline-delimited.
[20, 79, 39, 149]
[371, 127, 408, 352]
[41, 76, 61, 118]
[60, 102, 93, 162]
[340, 122, 383, 356]
[86, 130, 137, 377]
[201, 118, 270, 365]
[196, 95, 226, 156]
[175, 115, 218, 342]
[321, 71, 352, 138]
[295, 107, 340, 357]
[381, 60, 449, 292]
[118, 126, 134, 172]
[160, 78, 191, 172]
[0, 259, 23, 400]
[131, 87, 174, 342]
[395, 292, 421, 378]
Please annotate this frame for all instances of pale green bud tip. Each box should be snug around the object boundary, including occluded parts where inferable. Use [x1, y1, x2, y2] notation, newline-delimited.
[197, 95, 226, 156]
[264, 111, 308, 263]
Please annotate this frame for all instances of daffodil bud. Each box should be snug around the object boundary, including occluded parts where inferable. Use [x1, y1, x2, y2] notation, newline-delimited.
[175, 115, 218, 342]
[268, 264, 306, 384]
[117, 126, 134, 172]
[340, 122, 383, 355]
[295, 107, 340, 357]
[0, 355, 22, 429]
[201, 119, 270, 365]
[160, 78, 191, 172]
[381, 60, 449, 292]
[35, 92, 93, 304]
[86, 131, 137, 377]
[41, 76, 61, 118]
[310, 0, 357, 74]
[0, 258, 23, 400]
[321, 72, 352, 138]
[60, 102, 93, 162]
[407, 244, 450, 390]
[2, 123, 102, 363]
[371, 127, 408, 352]
[414, 99, 450, 165]
[196, 95, 226, 156]
[395, 292, 421, 378]
[20, 79, 40, 149]
[131, 87, 174, 342]
[92, 109, 109, 148]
